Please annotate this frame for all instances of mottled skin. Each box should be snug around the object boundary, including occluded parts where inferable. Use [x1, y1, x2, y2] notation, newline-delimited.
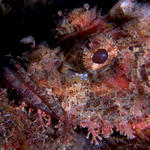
[3, 0, 150, 145]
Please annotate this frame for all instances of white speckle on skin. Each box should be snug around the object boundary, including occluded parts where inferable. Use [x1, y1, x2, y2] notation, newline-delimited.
[121, 1, 128, 8]
[74, 73, 89, 81]
[120, 0, 135, 14]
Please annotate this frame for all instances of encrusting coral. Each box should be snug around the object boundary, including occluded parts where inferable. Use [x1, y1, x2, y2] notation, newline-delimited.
[1, 0, 150, 149]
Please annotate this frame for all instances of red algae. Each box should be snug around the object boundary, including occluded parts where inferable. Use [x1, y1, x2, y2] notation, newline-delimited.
[1, 0, 150, 148]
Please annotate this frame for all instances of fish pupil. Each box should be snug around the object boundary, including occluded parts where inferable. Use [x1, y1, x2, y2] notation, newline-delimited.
[92, 49, 108, 64]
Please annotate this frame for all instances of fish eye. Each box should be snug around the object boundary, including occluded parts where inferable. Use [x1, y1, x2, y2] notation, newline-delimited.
[92, 49, 108, 64]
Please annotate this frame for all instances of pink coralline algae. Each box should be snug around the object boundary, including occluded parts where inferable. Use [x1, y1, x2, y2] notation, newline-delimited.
[2, 0, 150, 147]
